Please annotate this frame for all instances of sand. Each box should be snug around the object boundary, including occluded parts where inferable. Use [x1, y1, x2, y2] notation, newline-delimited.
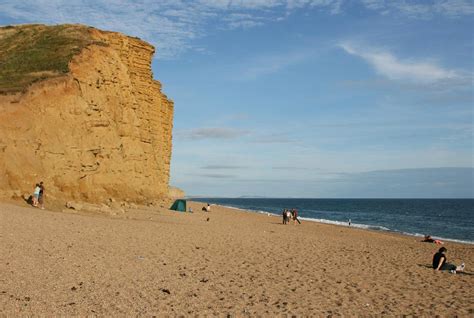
[1, 200, 473, 316]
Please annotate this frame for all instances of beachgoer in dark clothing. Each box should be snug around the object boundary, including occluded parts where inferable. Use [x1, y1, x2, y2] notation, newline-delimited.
[432, 247, 465, 273]
[292, 209, 301, 224]
[422, 235, 443, 244]
[423, 235, 435, 243]
[282, 209, 287, 224]
[38, 181, 45, 210]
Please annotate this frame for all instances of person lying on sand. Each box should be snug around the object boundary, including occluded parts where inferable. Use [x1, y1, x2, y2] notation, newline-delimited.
[422, 235, 443, 244]
[433, 247, 465, 274]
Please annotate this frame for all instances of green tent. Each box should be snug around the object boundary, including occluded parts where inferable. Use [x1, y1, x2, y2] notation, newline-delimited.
[170, 199, 186, 212]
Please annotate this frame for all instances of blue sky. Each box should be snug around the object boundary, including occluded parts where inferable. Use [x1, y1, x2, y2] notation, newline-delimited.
[1, 0, 473, 197]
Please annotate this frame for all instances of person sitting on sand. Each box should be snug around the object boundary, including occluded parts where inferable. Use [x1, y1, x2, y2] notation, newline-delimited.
[432, 247, 465, 273]
[202, 203, 211, 212]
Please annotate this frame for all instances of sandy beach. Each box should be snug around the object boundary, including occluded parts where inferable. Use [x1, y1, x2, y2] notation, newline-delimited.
[1, 200, 473, 316]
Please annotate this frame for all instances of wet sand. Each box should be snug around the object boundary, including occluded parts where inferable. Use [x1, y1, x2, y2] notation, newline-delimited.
[1, 201, 473, 316]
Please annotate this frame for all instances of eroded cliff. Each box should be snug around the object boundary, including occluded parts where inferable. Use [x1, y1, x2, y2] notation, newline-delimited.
[0, 24, 174, 204]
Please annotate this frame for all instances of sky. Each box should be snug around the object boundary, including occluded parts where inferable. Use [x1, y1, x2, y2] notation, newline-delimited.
[1, 0, 473, 198]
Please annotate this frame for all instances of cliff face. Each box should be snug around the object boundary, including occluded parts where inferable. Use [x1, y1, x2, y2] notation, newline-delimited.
[0, 25, 174, 204]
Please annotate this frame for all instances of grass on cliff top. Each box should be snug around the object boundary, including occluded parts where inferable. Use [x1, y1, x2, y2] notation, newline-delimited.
[0, 24, 106, 94]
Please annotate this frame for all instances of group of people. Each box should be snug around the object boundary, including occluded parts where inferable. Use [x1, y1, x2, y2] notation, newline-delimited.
[282, 208, 300, 225]
[31, 181, 45, 209]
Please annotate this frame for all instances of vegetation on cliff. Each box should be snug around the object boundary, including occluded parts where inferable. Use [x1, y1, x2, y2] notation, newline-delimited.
[0, 24, 106, 94]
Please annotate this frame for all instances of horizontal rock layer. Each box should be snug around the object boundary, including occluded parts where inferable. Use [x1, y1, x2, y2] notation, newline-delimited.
[0, 25, 174, 203]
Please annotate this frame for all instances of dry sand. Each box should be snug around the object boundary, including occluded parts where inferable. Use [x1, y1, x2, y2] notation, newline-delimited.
[1, 200, 473, 316]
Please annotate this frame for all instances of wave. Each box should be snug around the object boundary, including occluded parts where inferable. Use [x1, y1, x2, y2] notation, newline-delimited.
[209, 203, 474, 245]
[298, 216, 391, 231]
[399, 232, 474, 245]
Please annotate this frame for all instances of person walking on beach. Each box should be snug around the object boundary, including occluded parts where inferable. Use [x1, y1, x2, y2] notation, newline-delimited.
[286, 210, 291, 224]
[282, 209, 287, 224]
[292, 208, 301, 224]
[432, 247, 465, 273]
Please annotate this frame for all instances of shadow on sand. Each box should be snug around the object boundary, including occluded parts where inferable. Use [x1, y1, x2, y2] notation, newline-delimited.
[23, 195, 34, 206]
[417, 264, 473, 275]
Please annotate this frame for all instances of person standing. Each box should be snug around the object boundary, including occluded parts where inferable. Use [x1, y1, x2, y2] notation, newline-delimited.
[32, 183, 41, 207]
[38, 181, 45, 210]
[292, 208, 301, 224]
[282, 209, 287, 224]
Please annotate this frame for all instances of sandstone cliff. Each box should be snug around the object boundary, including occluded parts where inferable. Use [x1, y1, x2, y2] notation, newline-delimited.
[0, 24, 175, 204]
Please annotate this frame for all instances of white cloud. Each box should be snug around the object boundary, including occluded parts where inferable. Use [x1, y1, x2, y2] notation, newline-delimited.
[176, 127, 250, 140]
[237, 49, 317, 79]
[361, 0, 474, 18]
[1, 0, 472, 59]
[339, 43, 463, 83]
[201, 165, 245, 169]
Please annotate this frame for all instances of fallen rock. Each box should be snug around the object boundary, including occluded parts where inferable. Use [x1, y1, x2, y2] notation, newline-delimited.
[65, 201, 83, 211]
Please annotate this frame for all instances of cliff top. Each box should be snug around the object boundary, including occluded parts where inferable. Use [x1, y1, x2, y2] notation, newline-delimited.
[0, 24, 139, 94]
[0, 24, 104, 94]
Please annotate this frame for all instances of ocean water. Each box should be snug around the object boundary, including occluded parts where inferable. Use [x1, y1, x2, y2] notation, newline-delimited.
[193, 198, 474, 244]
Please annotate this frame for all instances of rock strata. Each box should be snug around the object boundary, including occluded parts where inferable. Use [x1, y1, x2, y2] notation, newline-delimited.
[0, 24, 175, 204]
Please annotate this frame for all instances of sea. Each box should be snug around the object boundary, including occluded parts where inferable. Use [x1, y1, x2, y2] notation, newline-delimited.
[192, 198, 474, 244]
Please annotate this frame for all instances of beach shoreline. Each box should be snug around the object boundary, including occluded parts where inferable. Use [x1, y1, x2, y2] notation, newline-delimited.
[1, 199, 473, 316]
[194, 200, 474, 246]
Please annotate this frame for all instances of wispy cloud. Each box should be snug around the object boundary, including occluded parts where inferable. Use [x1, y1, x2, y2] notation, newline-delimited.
[252, 133, 296, 143]
[238, 49, 316, 79]
[202, 165, 245, 169]
[361, 0, 474, 18]
[339, 43, 464, 83]
[272, 166, 316, 170]
[176, 127, 250, 140]
[189, 173, 237, 179]
[1, 1, 471, 59]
